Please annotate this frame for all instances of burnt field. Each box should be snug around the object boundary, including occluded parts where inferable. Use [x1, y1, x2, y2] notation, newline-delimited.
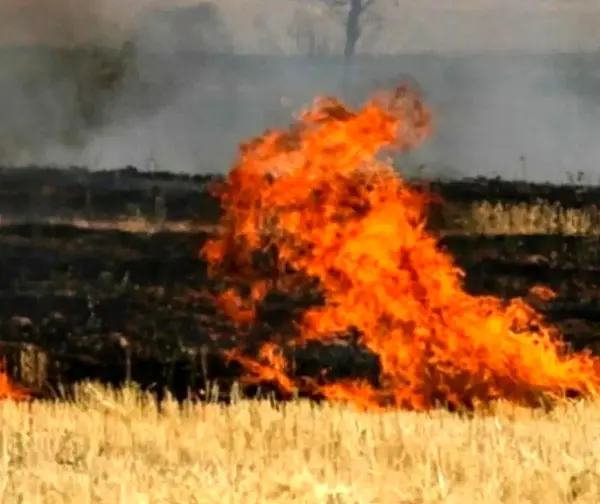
[1, 166, 600, 404]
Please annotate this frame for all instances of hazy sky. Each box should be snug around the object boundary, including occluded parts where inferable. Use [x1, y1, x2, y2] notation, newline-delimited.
[3, 0, 600, 52]
[0, 0, 198, 46]
[2, 0, 600, 182]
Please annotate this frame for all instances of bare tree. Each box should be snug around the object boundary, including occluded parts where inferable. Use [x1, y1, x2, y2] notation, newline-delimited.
[292, 0, 381, 59]
[329, 0, 379, 60]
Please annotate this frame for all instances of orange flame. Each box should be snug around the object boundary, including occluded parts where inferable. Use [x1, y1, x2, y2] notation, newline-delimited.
[0, 364, 30, 401]
[202, 85, 600, 411]
[529, 285, 558, 302]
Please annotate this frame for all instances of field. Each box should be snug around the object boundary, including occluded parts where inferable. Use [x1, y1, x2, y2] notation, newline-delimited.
[1, 166, 600, 399]
[2, 163, 600, 501]
[0, 383, 597, 503]
[4, 6, 600, 501]
[5, 84, 600, 504]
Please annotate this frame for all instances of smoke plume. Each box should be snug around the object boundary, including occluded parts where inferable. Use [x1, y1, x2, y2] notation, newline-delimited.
[1, 1, 600, 183]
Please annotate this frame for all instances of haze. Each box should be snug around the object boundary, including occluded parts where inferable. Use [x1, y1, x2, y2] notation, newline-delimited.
[1, 0, 600, 183]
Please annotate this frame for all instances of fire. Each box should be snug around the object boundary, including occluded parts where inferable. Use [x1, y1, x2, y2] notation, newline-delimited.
[0, 364, 30, 401]
[528, 284, 558, 302]
[202, 85, 600, 411]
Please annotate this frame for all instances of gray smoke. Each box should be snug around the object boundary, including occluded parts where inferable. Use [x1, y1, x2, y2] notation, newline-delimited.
[381, 5, 600, 184]
[0, 0, 125, 165]
[2, 1, 600, 183]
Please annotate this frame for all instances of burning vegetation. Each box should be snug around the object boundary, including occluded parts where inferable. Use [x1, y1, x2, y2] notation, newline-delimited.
[201, 85, 600, 411]
[0, 85, 600, 411]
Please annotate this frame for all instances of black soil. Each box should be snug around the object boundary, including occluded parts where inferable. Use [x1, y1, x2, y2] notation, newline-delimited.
[1, 166, 600, 403]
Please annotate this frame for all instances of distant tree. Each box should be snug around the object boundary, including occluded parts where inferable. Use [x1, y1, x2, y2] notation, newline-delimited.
[290, 0, 382, 59]
[325, 0, 381, 61]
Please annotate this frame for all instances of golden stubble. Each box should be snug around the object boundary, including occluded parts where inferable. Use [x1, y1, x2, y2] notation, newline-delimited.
[0, 383, 598, 503]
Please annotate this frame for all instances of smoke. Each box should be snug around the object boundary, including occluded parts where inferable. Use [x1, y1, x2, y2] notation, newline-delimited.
[0, 0, 117, 47]
[382, 4, 600, 183]
[0, 0, 129, 164]
[42, 1, 346, 174]
[1, 1, 600, 183]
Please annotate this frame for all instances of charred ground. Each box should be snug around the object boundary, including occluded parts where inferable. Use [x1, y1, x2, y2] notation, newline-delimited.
[1, 166, 600, 404]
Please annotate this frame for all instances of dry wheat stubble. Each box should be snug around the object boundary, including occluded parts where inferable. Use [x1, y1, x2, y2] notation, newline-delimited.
[0, 384, 594, 502]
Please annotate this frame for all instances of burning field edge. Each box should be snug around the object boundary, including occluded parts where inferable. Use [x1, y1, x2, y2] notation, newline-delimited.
[1, 87, 600, 411]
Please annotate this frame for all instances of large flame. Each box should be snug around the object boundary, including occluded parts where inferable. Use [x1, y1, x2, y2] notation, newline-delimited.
[201, 85, 600, 411]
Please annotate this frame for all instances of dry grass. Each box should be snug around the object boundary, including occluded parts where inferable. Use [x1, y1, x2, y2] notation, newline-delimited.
[0, 382, 598, 503]
[0, 216, 219, 234]
[2, 201, 600, 237]
[449, 202, 600, 235]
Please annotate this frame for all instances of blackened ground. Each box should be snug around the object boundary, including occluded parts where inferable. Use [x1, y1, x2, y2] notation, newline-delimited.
[1, 167, 600, 404]
[2, 166, 600, 224]
[0, 221, 599, 404]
